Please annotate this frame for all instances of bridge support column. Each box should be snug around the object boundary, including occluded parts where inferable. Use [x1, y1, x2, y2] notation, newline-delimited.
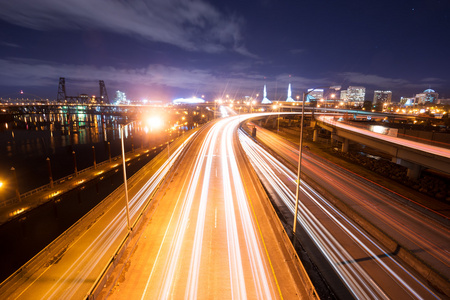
[407, 163, 423, 180]
[331, 132, 343, 147]
[313, 129, 318, 142]
[392, 158, 423, 180]
[342, 138, 349, 153]
[252, 126, 257, 138]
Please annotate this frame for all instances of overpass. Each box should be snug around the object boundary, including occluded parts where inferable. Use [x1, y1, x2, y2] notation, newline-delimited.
[315, 115, 450, 179]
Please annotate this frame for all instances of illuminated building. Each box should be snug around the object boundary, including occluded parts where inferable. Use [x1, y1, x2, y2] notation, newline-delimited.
[307, 88, 324, 101]
[373, 90, 392, 104]
[400, 97, 415, 106]
[115, 90, 127, 104]
[346, 86, 365, 106]
[172, 97, 205, 104]
[415, 89, 439, 105]
[340, 90, 348, 101]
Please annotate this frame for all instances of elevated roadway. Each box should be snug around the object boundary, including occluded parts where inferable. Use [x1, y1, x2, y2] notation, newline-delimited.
[245, 120, 449, 298]
[315, 115, 450, 178]
[104, 115, 315, 299]
[0, 114, 316, 299]
[0, 132, 197, 299]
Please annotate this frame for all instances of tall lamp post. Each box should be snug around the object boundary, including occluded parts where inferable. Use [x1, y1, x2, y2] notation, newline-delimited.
[292, 85, 341, 238]
[120, 117, 162, 232]
[120, 122, 134, 232]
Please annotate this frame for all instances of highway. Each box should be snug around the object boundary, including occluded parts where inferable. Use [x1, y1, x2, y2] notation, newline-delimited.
[317, 115, 450, 159]
[243, 121, 449, 298]
[0, 132, 197, 299]
[1, 109, 448, 299]
[106, 114, 314, 299]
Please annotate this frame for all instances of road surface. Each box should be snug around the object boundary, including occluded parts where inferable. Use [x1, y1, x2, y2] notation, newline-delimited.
[244, 121, 448, 298]
[105, 115, 315, 299]
[0, 133, 196, 299]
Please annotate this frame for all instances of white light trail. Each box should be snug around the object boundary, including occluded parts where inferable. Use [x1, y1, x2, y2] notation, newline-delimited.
[15, 132, 197, 300]
[239, 129, 439, 299]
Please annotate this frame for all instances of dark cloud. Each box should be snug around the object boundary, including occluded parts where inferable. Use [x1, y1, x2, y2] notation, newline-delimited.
[289, 49, 306, 55]
[1, 57, 446, 100]
[421, 77, 445, 83]
[0, 42, 21, 48]
[0, 58, 270, 98]
[338, 72, 410, 88]
[0, 0, 252, 55]
[0, 58, 213, 89]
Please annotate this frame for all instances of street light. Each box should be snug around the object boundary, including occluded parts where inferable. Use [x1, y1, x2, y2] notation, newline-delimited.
[120, 116, 162, 232]
[273, 104, 281, 134]
[292, 85, 341, 238]
[120, 122, 133, 232]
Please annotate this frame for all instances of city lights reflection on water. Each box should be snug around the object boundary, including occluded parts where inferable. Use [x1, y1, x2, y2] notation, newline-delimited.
[0, 112, 165, 199]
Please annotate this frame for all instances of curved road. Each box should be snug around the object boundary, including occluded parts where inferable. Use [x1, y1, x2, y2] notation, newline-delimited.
[106, 115, 315, 299]
[246, 120, 449, 298]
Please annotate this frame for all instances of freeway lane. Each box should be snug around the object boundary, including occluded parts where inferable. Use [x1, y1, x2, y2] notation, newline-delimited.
[0, 132, 197, 299]
[247, 122, 449, 298]
[318, 115, 450, 159]
[106, 115, 315, 299]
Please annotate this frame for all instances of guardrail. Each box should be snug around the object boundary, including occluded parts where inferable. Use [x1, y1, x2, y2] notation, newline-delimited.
[0, 151, 136, 208]
[86, 128, 198, 299]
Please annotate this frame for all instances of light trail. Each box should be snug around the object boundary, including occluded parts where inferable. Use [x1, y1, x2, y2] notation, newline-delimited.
[318, 115, 450, 159]
[138, 116, 278, 299]
[5, 132, 197, 300]
[223, 118, 273, 299]
[239, 129, 440, 299]
[255, 123, 450, 272]
[150, 124, 218, 299]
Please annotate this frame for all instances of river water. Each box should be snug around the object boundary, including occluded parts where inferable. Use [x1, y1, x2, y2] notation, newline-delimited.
[0, 112, 175, 199]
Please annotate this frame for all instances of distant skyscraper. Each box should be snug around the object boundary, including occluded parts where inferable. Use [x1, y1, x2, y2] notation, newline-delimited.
[261, 84, 272, 104]
[373, 90, 392, 104]
[415, 89, 438, 104]
[347, 86, 365, 105]
[340, 90, 348, 101]
[115, 90, 127, 104]
[286, 83, 295, 102]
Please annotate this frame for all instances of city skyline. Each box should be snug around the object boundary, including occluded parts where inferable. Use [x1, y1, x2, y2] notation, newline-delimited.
[0, 0, 449, 101]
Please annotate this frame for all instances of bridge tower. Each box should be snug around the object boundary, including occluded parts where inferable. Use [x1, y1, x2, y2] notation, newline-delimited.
[261, 84, 272, 104]
[57, 77, 67, 102]
[286, 83, 295, 102]
[99, 80, 109, 103]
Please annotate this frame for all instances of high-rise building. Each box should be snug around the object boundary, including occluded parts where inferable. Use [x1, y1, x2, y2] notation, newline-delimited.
[340, 90, 348, 101]
[347, 86, 365, 105]
[415, 89, 438, 104]
[115, 90, 127, 104]
[373, 90, 392, 104]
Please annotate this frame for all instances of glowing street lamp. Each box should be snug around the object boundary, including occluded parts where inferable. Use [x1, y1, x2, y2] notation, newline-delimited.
[120, 116, 162, 232]
[293, 85, 341, 239]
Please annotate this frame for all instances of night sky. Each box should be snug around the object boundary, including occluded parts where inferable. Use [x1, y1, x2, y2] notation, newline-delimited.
[0, 0, 449, 102]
